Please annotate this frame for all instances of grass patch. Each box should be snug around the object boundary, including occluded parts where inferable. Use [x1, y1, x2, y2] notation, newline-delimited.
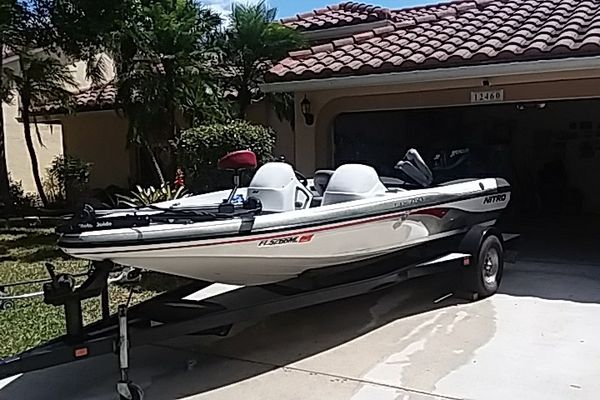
[0, 228, 160, 359]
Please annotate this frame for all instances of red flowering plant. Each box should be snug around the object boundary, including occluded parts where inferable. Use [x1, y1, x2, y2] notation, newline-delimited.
[174, 168, 185, 188]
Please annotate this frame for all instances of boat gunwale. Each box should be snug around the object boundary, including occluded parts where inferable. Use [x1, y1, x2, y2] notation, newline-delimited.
[59, 185, 510, 251]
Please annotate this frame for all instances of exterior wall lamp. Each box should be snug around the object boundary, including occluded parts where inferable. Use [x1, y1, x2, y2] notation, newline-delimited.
[300, 95, 314, 126]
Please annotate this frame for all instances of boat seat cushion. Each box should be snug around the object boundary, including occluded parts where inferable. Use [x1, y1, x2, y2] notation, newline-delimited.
[249, 163, 313, 212]
[322, 164, 387, 205]
[218, 150, 257, 170]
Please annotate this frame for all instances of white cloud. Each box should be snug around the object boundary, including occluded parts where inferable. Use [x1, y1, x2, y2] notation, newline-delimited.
[203, 0, 233, 17]
[203, 0, 262, 19]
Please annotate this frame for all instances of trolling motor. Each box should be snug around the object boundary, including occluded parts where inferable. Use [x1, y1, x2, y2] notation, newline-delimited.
[217, 150, 261, 213]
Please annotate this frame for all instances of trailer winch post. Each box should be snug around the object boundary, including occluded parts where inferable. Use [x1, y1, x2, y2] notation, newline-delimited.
[42, 261, 113, 341]
[64, 299, 84, 339]
[101, 285, 110, 321]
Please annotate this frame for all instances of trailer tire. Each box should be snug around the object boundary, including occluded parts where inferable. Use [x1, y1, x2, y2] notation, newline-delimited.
[0, 300, 15, 311]
[130, 383, 143, 400]
[119, 383, 143, 400]
[464, 234, 504, 299]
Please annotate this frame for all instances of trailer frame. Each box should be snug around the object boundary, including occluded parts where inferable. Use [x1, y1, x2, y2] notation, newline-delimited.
[0, 227, 517, 400]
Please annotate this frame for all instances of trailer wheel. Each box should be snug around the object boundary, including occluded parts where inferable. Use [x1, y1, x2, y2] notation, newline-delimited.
[129, 383, 143, 400]
[464, 235, 504, 299]
[0, 300, 15, 311]
[118, 382, 143, 400]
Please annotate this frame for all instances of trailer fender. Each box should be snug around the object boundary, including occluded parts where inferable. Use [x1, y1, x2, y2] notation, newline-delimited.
[459, 225, 503, 261]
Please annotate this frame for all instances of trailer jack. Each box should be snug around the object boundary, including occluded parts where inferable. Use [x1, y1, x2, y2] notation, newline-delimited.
[116, 306, 144, 400]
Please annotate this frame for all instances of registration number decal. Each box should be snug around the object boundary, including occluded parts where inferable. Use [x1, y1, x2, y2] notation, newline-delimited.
[258, 234, 314, 247]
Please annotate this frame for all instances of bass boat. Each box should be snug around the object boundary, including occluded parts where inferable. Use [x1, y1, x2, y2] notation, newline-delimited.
[57, 149, 511, 285]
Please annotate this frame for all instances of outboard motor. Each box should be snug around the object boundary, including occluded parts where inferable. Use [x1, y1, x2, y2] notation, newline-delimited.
[432, 148, 471, 183]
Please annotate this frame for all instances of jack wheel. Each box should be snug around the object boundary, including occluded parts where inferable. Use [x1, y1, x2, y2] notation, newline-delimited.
[118, 382, 143, 400]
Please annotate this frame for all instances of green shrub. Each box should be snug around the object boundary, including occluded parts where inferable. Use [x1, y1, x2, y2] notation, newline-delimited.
[178, 120, 276, 191]
[45, 155, 93, 206]
[2, 176, 40, 213]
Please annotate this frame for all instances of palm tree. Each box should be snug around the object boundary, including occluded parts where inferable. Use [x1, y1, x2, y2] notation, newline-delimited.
[109, 0, 224, 184]
[224, 1, 305, 119]
[6, 50, 76, 206]
[0, 0, 17, 209]
[0, 54, 11, 209]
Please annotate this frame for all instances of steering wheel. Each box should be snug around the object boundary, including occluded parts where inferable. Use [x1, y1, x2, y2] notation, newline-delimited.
[295, 170, 308, 187]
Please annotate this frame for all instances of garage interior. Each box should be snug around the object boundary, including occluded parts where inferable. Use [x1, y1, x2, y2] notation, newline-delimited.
[334, 99, 600, 263]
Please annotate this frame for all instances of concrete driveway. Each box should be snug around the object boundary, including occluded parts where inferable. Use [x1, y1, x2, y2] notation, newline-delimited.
[1, 260, 599, 400]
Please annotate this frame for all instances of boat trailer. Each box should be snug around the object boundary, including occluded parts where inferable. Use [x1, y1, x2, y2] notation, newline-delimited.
[0, 227, 517, 400]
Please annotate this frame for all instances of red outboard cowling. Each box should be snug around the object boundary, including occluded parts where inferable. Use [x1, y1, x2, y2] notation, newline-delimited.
[218, 150, 257, 171]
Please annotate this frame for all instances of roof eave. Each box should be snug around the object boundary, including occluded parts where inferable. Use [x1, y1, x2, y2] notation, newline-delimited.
[261, 55, 600, 93]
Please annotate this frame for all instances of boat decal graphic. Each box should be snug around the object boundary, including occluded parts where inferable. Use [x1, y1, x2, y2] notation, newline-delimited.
[483, 194, 507, 204]
[258, 234, 314, 247]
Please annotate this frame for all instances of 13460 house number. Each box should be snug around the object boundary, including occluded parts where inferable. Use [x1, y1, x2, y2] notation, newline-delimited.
[470, 89, 504, 104]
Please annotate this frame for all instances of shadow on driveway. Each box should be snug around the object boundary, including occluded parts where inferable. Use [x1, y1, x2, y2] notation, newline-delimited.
[0, 272, 466, 400]
[2, 259, 600, 399]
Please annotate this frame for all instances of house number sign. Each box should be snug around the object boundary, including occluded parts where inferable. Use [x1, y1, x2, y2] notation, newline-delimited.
[470, 89, 504, 104]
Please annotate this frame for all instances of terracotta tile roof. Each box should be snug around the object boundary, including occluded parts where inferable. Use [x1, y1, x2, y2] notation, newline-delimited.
[281, 2, 393, 31]
[32, 82, 117, 115]
[268, 0, 600, 83]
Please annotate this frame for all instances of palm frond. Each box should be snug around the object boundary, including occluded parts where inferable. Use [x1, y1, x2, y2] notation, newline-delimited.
[85, 53, 110, 87]
[14, 51, 77, 113]
[224, 1, 305, 117]
[1, 66, 17, 103]
[32, 116, 46, 147]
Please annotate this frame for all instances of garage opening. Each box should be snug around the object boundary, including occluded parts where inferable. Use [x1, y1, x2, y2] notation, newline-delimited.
[333, 99, 600, 263]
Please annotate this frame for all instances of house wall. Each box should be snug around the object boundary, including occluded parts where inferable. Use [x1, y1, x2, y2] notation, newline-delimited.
[2, 55, 65, 194]
[2, 53, 113, 195]
[293, 68, 600, 173]
[61, 111, 131, 189]
[246, 101, 295, 163]
[2, 101, 63, 194]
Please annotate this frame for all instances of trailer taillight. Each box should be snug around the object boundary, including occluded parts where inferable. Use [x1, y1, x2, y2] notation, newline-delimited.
[74, 347, 88, 358]
[463, 257, 471, 266]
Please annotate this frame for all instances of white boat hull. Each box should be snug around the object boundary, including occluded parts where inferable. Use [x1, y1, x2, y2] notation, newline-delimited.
[62, 191, 509, 285]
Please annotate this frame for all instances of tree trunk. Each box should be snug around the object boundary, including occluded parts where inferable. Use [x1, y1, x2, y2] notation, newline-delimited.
[0, 101, 11, 210]
[144, 140, 165, 186]
[0, 49, 11, 210]
[21, 93, 49, 207]
[238, 87, 250, 119]
[164, 63, 177, 179]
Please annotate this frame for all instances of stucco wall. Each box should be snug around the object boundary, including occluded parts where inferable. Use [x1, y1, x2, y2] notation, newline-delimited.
[61, 111, 131, 189]
[3, 99, 63, 194]
[2, 53, 114, 194]
[246, 101, 295, 163]
[293, 69, 600, 173]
